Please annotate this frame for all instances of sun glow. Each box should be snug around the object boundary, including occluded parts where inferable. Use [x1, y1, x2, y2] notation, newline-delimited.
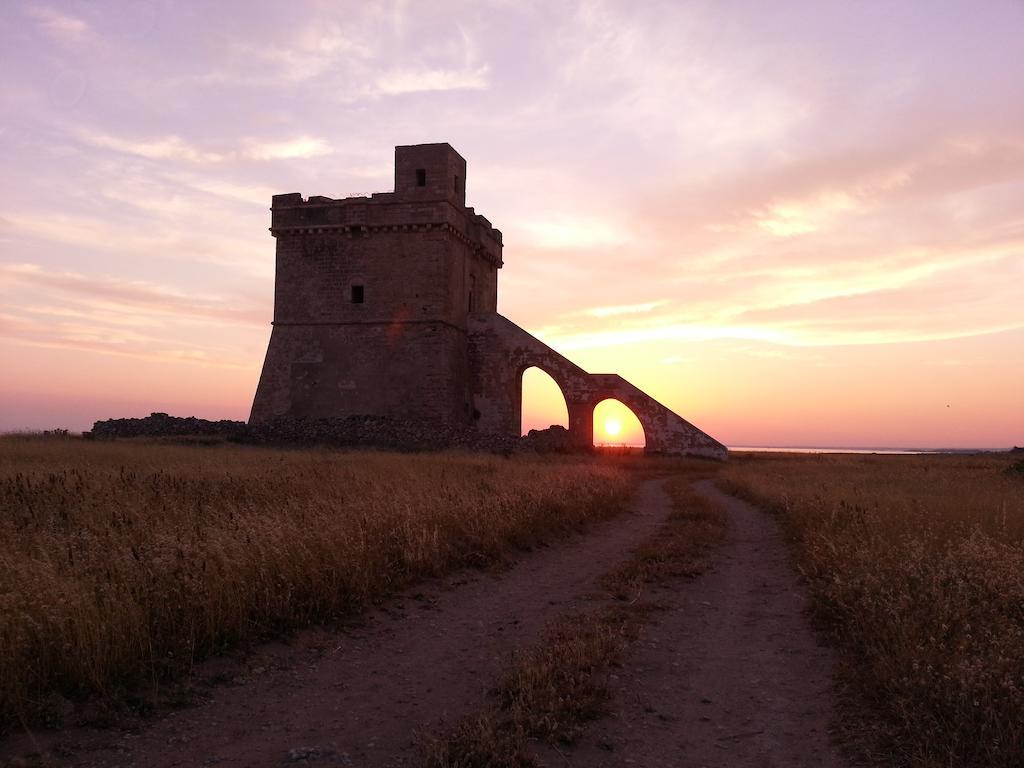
[593, 399, 646, 447]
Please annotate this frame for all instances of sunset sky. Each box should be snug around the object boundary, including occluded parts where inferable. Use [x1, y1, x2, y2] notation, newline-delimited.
[1, 1, 1022, 448]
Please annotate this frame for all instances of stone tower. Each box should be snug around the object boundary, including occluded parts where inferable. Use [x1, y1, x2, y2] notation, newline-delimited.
[250, 143, 727, 459]
[249, 143, 503, 427]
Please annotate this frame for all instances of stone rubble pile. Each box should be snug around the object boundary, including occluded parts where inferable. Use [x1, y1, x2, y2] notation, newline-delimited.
[89, 412, 248, 440]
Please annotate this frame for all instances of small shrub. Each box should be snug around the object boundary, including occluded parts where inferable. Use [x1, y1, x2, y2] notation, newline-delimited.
[1003, 458, 1024, 477]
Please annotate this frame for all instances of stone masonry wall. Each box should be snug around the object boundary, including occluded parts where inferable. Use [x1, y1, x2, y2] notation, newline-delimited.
[250, 322, 471, 425]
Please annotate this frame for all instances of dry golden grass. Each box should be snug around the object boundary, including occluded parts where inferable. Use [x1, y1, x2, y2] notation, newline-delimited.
[601, 473, 726, 599]
[0, 436, 632, 732]
[720, 451, 1024, 768]
[496, 603, 652, 746]
[419, 712, 533, 768]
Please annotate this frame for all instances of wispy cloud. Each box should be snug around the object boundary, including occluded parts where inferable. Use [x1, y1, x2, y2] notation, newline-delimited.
[26, 6, 91, 44]
[530, 241, 1024, 352]
[0, 212, 268, 275]
[0, 311, 254, 370]
[371, 66, 489, 96]
[556, 1, 807, 152]
[2, 212, 175, 252]
[77, 131, 228, 162]
[659, 355, 691, 365]
[0, 263, 265, 327]
[582, 300, 669, 318]
[517, 215, 628, 249]
[0, 263, 265, 371]
[549, 317, 1023, 354]
[76, 129, 334, 164]
[243, 136, 333, 160]
[258, 22, 372, 82]
[552, 323, 789, 352]
[175, 19, 373, 88]
[754, 192, 861, 237]
[164, 174, 277, 207]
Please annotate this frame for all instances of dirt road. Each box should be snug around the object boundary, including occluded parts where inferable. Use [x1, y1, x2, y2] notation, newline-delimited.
[563, 480, 846, 767]
[3, 479, 847, 767]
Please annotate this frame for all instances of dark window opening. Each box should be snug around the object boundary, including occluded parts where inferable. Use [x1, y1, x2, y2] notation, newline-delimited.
[415, 168, 426, 187]
[454, 175, 460, 194]
[351, 284, 364, 304]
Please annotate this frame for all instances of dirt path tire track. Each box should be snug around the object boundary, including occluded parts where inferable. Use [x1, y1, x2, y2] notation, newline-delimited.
[3, 479, 677, 768]
[562, 480, 846, 767]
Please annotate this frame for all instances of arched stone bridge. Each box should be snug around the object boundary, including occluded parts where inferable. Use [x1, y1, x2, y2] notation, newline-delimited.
[467, 313, 726, 459]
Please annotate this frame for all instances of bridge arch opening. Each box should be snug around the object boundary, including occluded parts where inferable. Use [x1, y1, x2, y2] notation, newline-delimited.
[520, 366, 569, 435]
[593, 398, 646, 449]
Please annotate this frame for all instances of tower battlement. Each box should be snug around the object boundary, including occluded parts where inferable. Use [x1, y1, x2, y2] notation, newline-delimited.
[268, 193, 502, 269]
[268, 143, 502, 267]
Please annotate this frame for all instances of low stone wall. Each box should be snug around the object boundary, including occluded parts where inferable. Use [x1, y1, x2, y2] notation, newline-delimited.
[245, 415, 500, 451]
[89, 413, 588, 455]
[246, 418, 584, 454]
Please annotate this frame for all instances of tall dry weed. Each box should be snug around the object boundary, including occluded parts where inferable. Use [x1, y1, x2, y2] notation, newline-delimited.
[0, 437, 631, 730]
[721, 452, 1024, 767]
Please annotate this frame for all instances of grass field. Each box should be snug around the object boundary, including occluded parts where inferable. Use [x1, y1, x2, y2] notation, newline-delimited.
[721, 451, 1024, 768]
[0, 436, 633, 732]
[8, 435, 1022, 766]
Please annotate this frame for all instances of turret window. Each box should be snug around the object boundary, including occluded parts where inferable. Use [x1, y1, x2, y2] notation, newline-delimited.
[415, 168, 426, 187]
[351, 284, 364, 304]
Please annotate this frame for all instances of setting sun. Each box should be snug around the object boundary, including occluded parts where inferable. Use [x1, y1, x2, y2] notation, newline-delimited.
[593, 400, 645, 447]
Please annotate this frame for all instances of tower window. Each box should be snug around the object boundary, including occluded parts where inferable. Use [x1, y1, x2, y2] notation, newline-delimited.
[454, 175, 460, 194]
[415, 168, 426, 187]
[351, 284, 364, 304]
